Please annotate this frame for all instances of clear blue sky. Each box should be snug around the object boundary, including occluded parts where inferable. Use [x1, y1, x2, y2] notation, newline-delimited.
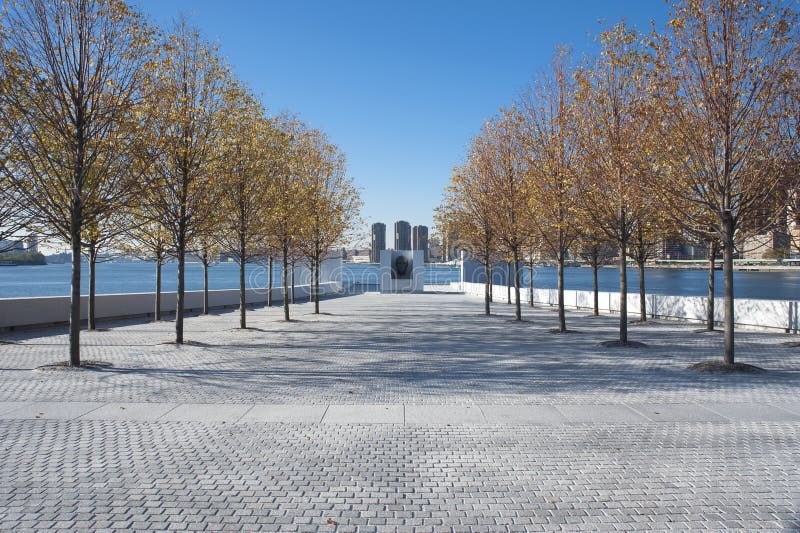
[137, 0, 669, 246]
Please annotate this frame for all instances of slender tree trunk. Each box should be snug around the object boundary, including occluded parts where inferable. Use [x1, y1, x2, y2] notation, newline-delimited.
[282, 242, 289, 321]
[513, 249, 521, 321]
[529, 260, 534, 307]
[489, 263, 493, 303]
[592, 255, 599, 317]
[722, 215, 735, 364]
[175, 223, 185, 344]
[88, 247, 97, 331]
[239, 255, 246, 329]
[619, 238, 628, 344]
[309, 260, 315, 304]
[707, 241, 717, 331]
[155, 258, 162, 321]
[483, 258, 490, 315]
[69, 203, 82, 366]
[557, 252, 566, 332]
[315, 261, 320, 310]
[314, 255, 320, 314]
[267, 256, 273, 307]
[202, 260, 209, 315]
[638, 259, 646, 322]
[290, 263, 295, 304]
[506, 261, 511, 304]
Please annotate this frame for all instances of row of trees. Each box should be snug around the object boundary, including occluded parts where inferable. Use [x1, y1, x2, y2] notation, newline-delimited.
[437, 0, 799, 366]
[0, 0, 361, 366]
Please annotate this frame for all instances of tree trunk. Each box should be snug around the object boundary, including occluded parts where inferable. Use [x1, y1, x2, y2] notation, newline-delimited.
[722, 215, 735, 364]
[267, 256, 273, 307]
[314, 255, 320, 314]
[529, 260, 534, 307]
[513, 250, 521, 321]
[290, 263, 295, 304]
[619, 239, 628, 344]
[557, 252, 566, 332]
[638, 259, 646, 322]
[175, 226, 185, 344]
[88, 246, 97, 331]
[282, 242, 289, 321]
[592, 255, 599, 317]
[707, 241, 717, 331]
[316, 261, 321, 309]
[488, 263, 493, 303]
[506, 261, 511, 304]
[69, 204, 82, 366]
[202, 260, 209, 315]
[155, 258, 162, 321]
[483, 258, 490, 315]
[239, 256, 246, 329]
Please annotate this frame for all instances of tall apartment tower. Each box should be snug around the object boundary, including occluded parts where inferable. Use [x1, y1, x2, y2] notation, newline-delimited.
[412, 225, 429, 263]
[370, 223, 386, 263]
[394, 220, 411, 250]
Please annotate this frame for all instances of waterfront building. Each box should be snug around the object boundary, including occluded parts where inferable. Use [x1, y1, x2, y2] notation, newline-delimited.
[394, 220, 411, 251]
[412, 225, 429, 262]
[370, 223, 386, 263]
[0, 239, 24, 253]
[25, 235, 38, 253]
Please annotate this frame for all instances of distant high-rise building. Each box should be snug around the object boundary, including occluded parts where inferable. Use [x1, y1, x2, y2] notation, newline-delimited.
[394, 220, 411, 250]
[412, 225, 429, 262]
[370, 223, 386, 263]
[25, 235, 38, 254]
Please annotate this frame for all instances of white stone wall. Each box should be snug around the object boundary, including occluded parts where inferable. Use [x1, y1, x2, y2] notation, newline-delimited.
[456, 281, 800, 333]
[0, 282, 341, 330]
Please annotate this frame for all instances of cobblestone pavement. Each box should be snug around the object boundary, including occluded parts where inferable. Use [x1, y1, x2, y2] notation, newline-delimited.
[1, 292, 799, 531]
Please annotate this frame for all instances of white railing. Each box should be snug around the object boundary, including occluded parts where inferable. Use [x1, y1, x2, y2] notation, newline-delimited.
[456, 281, 800, 333]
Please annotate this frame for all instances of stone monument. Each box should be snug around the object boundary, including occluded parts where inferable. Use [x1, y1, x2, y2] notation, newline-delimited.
[379, 250, 424, 293]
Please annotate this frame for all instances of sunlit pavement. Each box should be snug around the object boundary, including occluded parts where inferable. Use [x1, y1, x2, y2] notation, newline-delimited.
[0, 292, 798, 531]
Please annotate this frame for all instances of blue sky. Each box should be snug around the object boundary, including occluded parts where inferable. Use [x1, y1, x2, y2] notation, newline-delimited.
[137, 0, 669, 246]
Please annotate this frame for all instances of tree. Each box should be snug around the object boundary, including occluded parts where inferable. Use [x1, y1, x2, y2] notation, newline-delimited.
[148, 18, 231, 343]
[480, 110, 529, 321]
[82, 209, 132, 330]
[192, 234, 220, 316]
[575, 228, 615, 316]
[296, 130, 361, 314]
[651, 0, 798, 364]
[216, 87, 272, 328]
[628, 214, 678, 322]
[518, 47, 582, 332]
[574, 22, 653, 345]
[122, 215, 172, 321]
[436, 152, 498, 316]
[265, 116, 308, 322]
[0, 0, 157, 365]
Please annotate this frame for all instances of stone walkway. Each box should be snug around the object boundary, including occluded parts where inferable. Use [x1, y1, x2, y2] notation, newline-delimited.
[0, 292, 799, 531]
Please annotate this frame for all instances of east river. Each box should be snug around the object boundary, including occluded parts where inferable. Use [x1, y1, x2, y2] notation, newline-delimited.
[0, 261, 799, 300]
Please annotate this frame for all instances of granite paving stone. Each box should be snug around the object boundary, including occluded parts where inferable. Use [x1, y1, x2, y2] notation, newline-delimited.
[479, 404, 567, 424]
[77, 402, 179, 421]
[404, 405, 485, 425]
[322, 404, 404, 424]
[0, 292, 799, 531]
[238, 404, 328, 424]
[626, 402, 729, 422]
[555, 403, 649, 424]
[2, 401, 104, 420]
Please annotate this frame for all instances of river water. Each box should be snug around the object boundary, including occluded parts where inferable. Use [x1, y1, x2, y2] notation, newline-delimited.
[0, 261, 798, 300]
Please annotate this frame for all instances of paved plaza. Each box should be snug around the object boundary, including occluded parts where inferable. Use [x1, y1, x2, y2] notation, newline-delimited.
[0, 292, 799, 531]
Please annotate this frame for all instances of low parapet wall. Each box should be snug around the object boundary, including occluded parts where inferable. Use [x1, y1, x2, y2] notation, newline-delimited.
[456, 281, 800, 333]
[0, 282, 340, 330]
